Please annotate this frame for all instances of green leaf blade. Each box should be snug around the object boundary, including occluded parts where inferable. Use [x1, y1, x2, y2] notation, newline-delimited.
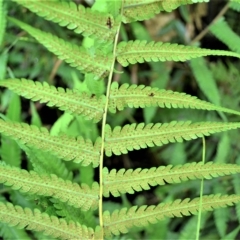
[0, 119, 101, 167]
[103, 162, 240, 197]
[12, 0, 117, 42]
[105, 121, 240, 156]
[0, 164, 99, 211]
[0, 201, 98, 239]
[109, 82, 240, 116]
[0, 79, 105, 123]
[8, 17, 113, 79]
[103, 194, 240, 237]
[210, 17, 240, 54]
[122, 0, 193, 23]
[116, 41, 240, 66]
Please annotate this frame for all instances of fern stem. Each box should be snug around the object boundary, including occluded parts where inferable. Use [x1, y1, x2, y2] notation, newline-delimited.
[98, 4, 123, 237]
[196, 137, 206, 240]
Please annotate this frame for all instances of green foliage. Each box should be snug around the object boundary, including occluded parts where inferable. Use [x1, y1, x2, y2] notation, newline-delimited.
[109, 82, 240, 115]
[8, 17, 113, 79]
[122, 0, 196, 22]
[0, 201, 101, 239]
[12, 0, 118, 42]
[0, 79, 105, 122]
[1, 0, 240, 239]
[210, 17, 240, 54]
[103, 194, 240, 237]
[0, 163, 99, 210]
[103, 162, 240, 197]
[0, 0, 7, 47]
[104, 121, 240, 156]
[0, 119, 101, 167]
[116, 40, 240, 66]
[190, 57, 221, 106]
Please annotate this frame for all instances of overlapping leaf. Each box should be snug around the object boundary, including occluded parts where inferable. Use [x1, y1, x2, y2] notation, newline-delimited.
[108, 82, 240, 116]
[0, 164, 99, 210]
[12, 0, 118, 42]
[116, 40, 240, 66]
[0, 201, 102, 239]
[0, 119, 101, 167]
[9, 17, 113, 79]
[122, 0, 193, 23]
[210, 18, 240, 54]
[0, 79, 105, 122]
[103, 194, 240, 236]
[103, 162, 240, 197]
[105, 121, 240, 156]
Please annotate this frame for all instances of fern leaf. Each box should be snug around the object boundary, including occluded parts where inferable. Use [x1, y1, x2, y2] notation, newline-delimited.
[210, 18, 240, 54]
[103, 194, 240, 236]
[0, 79, 105, 123]
[0, 164, 99, 211]
[51, 198, 96, 228]
[104, 121, 240, 156]
[24, 145, 73, 180]
[0, 119, 101, 167]
[108, 82, 240, 116]
[8, 17, 112, 79]
[122, 0, 193, 23]
[0, 201, 101, 239]
[12, 0, 117, 42]
[116, 40, 240, 67]
[103, 162, 240, 197]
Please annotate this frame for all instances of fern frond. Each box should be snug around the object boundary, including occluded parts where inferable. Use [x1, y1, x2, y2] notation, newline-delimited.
[52, 199, 96, 228]
[0, 201, 101, 239]
[103, 194, 240, 236]
[104, 121, 240, 156]
[122, 0, 193, 23]
[0, 79, 105, 123]
[116, 40, 240, 67]
[108, 82, 240, 115]
[8, 17, 112, 79]
[0, 164, 99, 211]
[103, 162, 240, 197]
[24, 145, 73, 180]
[210, 18, 240, 54]
[12, 0, 117, 42]
[0, 119, 101, 167]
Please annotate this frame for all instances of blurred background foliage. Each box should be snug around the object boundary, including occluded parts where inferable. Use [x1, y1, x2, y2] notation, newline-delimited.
[1, 0, 240, 239]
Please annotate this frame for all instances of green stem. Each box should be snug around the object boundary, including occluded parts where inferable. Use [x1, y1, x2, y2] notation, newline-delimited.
[98, 5, 123, 239]
[196, 137, 206, 240]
